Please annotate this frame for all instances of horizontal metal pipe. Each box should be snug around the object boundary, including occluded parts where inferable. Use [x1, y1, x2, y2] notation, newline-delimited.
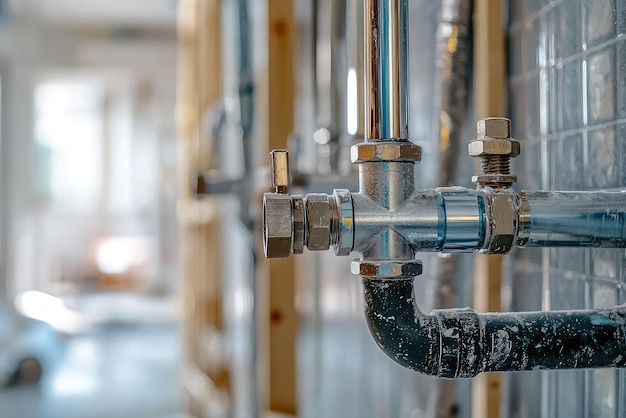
[364, 278, 626, 378]
[518, 191, 626, 248]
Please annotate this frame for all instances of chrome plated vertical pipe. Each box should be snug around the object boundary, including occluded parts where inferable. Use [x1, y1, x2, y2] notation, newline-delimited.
[365, 0, 408, 141]
[365, 0, 382, 140]
[384, 0, 408, 139]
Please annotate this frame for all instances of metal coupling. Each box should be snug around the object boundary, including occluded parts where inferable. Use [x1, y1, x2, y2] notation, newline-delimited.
[262, 164, 355, 258]
[304, 194, 334, 251]
[468, 118, 520, 187]
[480, 189, 518, 254]
[303, 191, 354, 254]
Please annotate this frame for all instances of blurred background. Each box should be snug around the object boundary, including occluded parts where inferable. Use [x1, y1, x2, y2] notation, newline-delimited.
[0, 1, 180, 417]
[0, 0, 623, 418]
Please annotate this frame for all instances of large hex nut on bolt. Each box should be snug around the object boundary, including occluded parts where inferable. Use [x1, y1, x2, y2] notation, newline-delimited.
[468, 139, 520, 157]
[263, 193, 293, 258]
[351, 260, 423, 278]
[305, 194, 332, 251]
[351, 141, 422, 163]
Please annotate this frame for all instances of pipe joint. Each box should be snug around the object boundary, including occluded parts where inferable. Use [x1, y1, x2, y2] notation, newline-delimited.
[479, 188, 518, 254]
[434, 308, 482, 378]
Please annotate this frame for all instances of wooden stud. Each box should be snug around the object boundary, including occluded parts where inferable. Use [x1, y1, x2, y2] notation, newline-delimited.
[472, 0, 506, 417]
[262, 0, 298, 414]
[176, 0, 229, 413]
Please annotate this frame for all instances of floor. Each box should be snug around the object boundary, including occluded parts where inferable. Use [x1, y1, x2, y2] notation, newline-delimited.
[0, 322, 183, 418]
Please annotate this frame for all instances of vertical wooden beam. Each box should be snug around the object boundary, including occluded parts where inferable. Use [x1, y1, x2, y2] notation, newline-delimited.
[177, 0, 200, 372]
[177, 0, 229, 414]
[472, 1, 506, 417]
[263, 0, 298, 414]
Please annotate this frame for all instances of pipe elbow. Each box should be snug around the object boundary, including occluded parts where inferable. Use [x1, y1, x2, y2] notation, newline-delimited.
[364, 277, 626, 377]
[363, 278, 483, 378]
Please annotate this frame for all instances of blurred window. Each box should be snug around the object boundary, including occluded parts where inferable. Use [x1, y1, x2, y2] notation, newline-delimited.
[35, 79, 104, 212]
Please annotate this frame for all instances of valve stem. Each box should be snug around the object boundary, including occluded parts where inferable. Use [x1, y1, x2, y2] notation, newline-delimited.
[270, 149, 290, 194]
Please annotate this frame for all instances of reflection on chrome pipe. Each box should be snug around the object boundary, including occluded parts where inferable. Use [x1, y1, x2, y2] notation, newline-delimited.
[518, 191, 626, 248]
[365, 0, 408, 141]
[383, 0, 407, 139]
[365, 0, 382, 140]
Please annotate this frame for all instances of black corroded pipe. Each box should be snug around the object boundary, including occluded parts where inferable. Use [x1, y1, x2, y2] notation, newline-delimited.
[482, 310, 626, 371]
[364, 278, 441, 375]
[363, 278, 626, 377]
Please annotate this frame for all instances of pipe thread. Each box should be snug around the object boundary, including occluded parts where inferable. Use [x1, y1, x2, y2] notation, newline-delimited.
[481, 155, 511, 175]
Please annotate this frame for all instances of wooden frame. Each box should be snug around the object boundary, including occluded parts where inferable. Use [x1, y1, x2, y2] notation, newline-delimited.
[472, 0, 506, 417]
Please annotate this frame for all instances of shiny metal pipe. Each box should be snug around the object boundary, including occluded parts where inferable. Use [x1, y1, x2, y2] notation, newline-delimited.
[365, 0, 408, 140]
[518, 191, 626, 248]
[365, 0, 382, 140]
[385, 0, 401, 138]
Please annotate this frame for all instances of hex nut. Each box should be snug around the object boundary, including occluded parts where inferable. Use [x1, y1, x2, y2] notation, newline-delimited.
[263, 193, 293, 258]
[483, 193, 516, 255]
[305, 194, 332, 251]
[351, 141, 422, 163]
[291, 195, 305, 254]
[477, 118, 511, 139]
[351, 260, 423, 278]
[468, 138, 520, 157]
[472, 174, 518, 186]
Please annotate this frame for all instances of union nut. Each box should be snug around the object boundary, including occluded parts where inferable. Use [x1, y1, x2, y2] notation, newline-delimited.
[351, 260, 423, 278]
[482, 192, 517, 255]
[263, 193, 293, 258]
[351, 141, 422, 163]
[305, 194, 333, 251]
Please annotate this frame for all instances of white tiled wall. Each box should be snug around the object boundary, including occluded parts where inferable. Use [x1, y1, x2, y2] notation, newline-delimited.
[508, 1, 626, 416]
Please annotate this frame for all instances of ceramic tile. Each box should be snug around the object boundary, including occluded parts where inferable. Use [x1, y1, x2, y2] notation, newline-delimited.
[587, 50, 616, 125]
